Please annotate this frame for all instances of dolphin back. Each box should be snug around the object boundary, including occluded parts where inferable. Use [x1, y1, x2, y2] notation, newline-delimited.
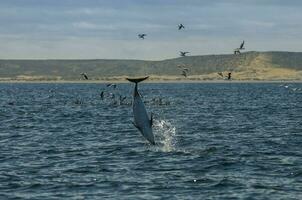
[126, 76, 149, 84]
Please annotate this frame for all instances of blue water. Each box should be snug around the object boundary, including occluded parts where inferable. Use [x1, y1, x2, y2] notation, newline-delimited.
[0, 83, 302, 199]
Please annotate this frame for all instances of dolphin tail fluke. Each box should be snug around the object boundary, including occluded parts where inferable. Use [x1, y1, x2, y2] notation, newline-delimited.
[126, 76, 149, 84]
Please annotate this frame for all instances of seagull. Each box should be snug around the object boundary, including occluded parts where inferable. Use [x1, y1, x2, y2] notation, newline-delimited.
[234, 40, 245, 54]
[106, 83, 117, 89]
[138, 34, 147, 39]
[180, 51, 189, 57]
[239, 40, 245, 50]
[100, 91, 104, 100]
[178, 24, 185, 30]
[80, 73, 88, 80]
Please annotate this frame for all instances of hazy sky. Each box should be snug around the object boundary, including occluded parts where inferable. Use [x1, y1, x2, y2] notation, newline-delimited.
[1, 0, 302, 60]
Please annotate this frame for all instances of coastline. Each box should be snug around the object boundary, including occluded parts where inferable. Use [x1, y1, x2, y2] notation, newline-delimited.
[1, 79, 301, 84]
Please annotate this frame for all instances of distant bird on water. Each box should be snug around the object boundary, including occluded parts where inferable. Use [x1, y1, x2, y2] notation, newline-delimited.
[138, 34, 147, 39]
[100, 91, 104, 100]
[106, 83, 117, 89]
[180, 51, 189, 57]
[80, 73, 88, 80]
[178, 24, 185, 30]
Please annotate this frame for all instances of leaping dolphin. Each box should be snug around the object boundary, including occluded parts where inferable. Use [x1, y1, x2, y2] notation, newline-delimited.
[127, 76, 155, 145]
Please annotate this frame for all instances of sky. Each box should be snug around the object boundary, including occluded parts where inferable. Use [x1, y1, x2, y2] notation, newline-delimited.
[1, 0, 302, 60]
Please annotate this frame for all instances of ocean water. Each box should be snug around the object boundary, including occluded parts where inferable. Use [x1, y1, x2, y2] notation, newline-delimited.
[0, 82, 302, 199]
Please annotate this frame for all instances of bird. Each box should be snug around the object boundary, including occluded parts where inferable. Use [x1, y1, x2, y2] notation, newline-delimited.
[227, 72, 232, 80]
[178, 24, 185, 30]
[100, 91, 104, 100]
[106, 83, 117, 89]
[80, 73, 88, 80]
[239, 40, 245, 50]
[138, 34, 147, 39]
[180, 51, 189, 57]
[234, 40, 245, 54]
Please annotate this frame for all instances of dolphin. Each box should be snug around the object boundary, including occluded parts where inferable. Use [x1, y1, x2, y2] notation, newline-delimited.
[127, 76, 155, 145]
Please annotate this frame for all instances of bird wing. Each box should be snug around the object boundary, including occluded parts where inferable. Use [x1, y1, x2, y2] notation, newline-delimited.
[240, 41, 244, 49]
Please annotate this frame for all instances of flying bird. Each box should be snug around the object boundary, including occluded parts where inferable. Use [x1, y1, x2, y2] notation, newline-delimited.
[138, 34, 147, 39]
[240, 40, 245, 50]
[180, 51, 190, 57]
[80, 73, 88, 80]
[234, 40, 246, 54]
[178, 24, 185, 30]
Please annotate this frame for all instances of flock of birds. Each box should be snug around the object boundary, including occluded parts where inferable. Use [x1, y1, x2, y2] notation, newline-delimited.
[73, 82, 170, 108]
[80, 24, 246, 81]
[136, 23, 246, 80]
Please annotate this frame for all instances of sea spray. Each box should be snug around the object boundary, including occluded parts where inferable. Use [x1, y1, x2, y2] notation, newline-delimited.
[152, 119, 177, 152]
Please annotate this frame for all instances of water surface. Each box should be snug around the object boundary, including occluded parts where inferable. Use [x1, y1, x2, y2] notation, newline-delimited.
[0, 83, 302, 199]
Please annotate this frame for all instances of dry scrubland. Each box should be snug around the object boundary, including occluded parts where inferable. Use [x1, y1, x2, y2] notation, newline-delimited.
[1, 51, 302, 82]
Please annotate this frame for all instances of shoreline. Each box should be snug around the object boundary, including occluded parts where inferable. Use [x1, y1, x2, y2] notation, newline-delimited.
[1, 79, 302, 84]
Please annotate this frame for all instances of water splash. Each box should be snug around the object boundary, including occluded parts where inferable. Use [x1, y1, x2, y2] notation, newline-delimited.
[153, 119, 177, 152]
